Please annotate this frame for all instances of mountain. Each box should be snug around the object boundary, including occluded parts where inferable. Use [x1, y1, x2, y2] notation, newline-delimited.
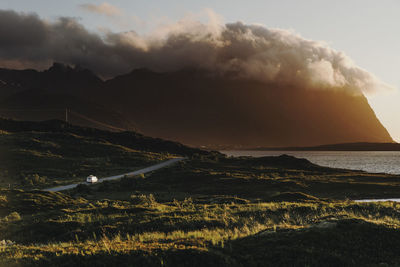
[0, 89, 137, 131]
[0, 62, 102, 95]
[101, 68, 393, 147]
[0, 64, 393, 147]
[0, 63, 136, 131]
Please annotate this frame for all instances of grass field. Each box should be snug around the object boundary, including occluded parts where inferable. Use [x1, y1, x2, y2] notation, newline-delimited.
[0, 119, 210, 189]
[2, 187, 400, 266]
[2, 154, 400, 266]
[2, 119, 400, 266]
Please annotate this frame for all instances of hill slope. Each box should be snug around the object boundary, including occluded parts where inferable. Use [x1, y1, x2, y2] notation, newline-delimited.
[0, 64, 135, 131]
[0, 118, 212, 188]
[102, 69, 392, 147]
[0, 65, 393, 147]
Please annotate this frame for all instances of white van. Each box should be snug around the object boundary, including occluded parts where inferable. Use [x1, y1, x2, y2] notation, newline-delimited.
[86, 175, 98, 183]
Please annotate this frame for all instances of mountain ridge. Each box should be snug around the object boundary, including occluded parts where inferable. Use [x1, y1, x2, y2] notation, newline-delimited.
[0, 63, 393, 147]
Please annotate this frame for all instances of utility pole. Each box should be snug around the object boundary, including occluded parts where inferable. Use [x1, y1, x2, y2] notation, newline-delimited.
[65, 108, 68, 123]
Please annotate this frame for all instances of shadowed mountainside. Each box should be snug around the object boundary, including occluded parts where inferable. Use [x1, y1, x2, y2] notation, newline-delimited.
[0, 64, 393, 147]
[0, 64, 138, 132]
[102, 68, 392, 147]
[0, 118, 211, 157]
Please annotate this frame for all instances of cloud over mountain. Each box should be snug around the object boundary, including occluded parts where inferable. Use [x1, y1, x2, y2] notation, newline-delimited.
[0, 9, 393, 94]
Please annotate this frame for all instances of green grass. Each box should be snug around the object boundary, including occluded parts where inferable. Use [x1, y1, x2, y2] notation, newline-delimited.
[0, 131, 171, 189]
[2, 154, 400, 266]
[2, 190, 400, 266]
[88, 155, 400, 201]
[3, 119, 400, 266]
[0, 118, 216, 190]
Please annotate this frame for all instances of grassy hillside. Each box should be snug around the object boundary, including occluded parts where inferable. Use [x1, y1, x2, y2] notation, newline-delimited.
[2, 188, 400, 266]
[0, 118, 213, 189]
[1, 119, 400, 266]
[2, 153, 400, 265]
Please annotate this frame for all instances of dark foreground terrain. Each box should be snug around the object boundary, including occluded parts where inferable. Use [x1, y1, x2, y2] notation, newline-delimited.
[1, 120, 400, 266]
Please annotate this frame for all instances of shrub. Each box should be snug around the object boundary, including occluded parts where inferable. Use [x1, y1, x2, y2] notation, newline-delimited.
[0, 240, 14, 247]
[22, 174, 46, 186]
[182, 197, 195, 210]
[130, 194, 157, 206]
[0, 195, 7, 208]
[5, 212, 21, 222]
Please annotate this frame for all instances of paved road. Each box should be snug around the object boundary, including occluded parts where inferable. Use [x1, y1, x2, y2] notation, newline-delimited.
[43, 157, 186, 192]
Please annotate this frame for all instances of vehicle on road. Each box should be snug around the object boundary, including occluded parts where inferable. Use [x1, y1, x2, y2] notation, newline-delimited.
[86, 175, 98, 183]
[44, 158, 186, 192]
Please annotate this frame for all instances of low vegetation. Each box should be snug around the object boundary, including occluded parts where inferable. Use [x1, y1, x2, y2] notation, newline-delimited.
[112, 154, 400, 201]
[0, 118, 214, 189]
[2, 119, 400, 266]
[2, 188, 400, 266]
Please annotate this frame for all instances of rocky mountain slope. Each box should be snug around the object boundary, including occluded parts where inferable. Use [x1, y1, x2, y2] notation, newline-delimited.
[0, 64, 393, 147]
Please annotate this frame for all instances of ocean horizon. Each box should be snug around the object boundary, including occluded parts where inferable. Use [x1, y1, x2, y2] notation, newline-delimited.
[222, 150, 400, 175]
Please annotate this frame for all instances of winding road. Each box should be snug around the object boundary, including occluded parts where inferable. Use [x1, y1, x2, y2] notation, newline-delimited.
[43, 157, 186, 192]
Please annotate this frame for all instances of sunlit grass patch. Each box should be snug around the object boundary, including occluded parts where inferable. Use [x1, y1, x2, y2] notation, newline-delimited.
[3, 193, 400, 266]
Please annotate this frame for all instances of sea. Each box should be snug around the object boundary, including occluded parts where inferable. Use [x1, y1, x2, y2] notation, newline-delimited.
[221, 150, 400, 175]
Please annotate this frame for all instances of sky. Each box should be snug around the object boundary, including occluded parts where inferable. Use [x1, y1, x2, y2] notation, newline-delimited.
[1, 0, 399, 141]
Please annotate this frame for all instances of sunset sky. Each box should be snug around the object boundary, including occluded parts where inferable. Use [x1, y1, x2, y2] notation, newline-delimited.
[1, 0, 399, 141]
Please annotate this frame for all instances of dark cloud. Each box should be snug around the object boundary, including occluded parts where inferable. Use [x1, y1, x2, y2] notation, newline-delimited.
[0, 9, 392, 94]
